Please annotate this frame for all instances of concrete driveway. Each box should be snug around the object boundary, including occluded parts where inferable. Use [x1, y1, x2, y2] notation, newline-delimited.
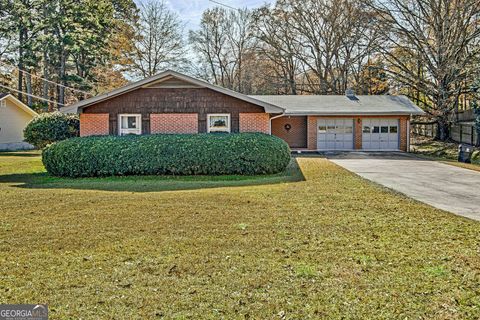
[328, 152, 480, 221]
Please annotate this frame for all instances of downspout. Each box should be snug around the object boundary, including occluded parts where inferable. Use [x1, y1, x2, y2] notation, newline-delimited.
[269, 113, 285, 135]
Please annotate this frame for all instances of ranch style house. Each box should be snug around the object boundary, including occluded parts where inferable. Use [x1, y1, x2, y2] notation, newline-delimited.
[62, 70, 424, 152]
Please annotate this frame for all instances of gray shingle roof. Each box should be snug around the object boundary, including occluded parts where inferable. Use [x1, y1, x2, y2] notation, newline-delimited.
[0, 93, 9, 99]
[249, 95, 425, 116]
[61, 69, 424, 116]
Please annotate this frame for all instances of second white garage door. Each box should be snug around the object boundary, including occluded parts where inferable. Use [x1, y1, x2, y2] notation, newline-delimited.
[362, 118, 399, 150]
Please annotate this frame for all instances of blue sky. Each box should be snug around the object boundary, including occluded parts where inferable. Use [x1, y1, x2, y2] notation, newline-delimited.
[161, 0, 269, 30]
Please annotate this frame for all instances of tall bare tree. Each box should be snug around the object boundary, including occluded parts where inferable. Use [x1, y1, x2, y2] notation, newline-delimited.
[276, 0, 379, 94]
[189, 7, 258, 93]
[370, 0, 480, 140]
[254, 5, 302, 94]
[127, 0, 186, 78]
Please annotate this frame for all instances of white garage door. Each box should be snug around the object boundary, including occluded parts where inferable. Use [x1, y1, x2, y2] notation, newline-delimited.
[362, 118, 399, 150]
[317, 118, 354, 150]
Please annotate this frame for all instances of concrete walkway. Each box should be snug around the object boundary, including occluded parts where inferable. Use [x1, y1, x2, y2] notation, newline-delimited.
[328, 152, 480, 221]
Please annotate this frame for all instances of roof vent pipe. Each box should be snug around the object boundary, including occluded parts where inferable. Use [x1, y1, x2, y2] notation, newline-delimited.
[345, 88, 355, 98]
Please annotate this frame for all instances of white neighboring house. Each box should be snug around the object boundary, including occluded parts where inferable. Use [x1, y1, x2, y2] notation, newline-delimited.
[0, 93, 38, 151]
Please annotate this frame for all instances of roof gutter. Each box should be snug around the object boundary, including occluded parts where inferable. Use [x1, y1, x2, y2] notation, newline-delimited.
[269, 113, 285, 135]
[283, 112, 424, 116]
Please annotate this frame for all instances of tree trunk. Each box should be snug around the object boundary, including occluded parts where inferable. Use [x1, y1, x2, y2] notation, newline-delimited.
[43, 52, 49, 110]
[17, 29, 25, 102]
[58, 49, 66, 108]
[436, 116, 450, 141]
[48, 87, 55, 112]
[435, 85, 451, 141]
[42, 4, 49, 110]
[475, 123, 480, 147]
[474, 109, 480, 147]
[25, 72, 32, 106]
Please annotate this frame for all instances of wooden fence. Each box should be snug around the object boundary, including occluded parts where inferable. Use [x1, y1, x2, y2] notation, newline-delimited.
[411, 122, 437, 138]
[457, 109, 475, 122]
[450, 123, 478, 146]
[412, 121, 478, 145]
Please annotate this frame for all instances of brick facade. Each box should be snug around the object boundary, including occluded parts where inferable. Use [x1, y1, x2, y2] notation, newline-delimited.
[354, 117, 362, 149]
[79, 111, 410, 152]
[239, 113, 270, 134]
[150, 113, 198, 134]
[80, 113, 109, 137]
[307, 116, 317, 150]
[271, 116, 307, 148]
[399, 117, 408, 151]
[83, 87, 265, 135]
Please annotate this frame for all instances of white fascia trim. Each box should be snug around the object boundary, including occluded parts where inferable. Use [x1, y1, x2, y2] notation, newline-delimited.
[284, 112, 424, 116]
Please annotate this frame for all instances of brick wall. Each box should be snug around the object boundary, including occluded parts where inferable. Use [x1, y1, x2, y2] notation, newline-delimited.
[239, 113, 270, 134]
[80, 113, 109, 137]
[354, 117, 362, 149]
[307, 116, 317, 150]
[399, 117, 408, 151]
[150, 113, 198, 134]
[271, 116, 307, 148]
[83, 87, 265, 135]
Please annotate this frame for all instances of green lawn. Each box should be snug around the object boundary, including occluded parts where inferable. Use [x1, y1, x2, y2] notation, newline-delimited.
[0, 151, 479, 319]
[411, 134, 480, 172]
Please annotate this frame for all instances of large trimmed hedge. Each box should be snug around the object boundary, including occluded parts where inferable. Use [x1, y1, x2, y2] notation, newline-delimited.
[42, 133, 291, 177]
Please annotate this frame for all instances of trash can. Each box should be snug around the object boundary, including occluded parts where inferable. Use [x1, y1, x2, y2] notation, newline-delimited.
[458, 144, 473, 163]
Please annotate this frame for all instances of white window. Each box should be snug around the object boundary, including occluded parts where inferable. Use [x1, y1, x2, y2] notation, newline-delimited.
[207, 114, 231, 133]
[0, 100, 6, 108]
[118, 114, 142, 135]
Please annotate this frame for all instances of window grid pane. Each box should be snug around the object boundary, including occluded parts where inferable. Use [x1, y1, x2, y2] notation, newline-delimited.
[119, 114, 141, 135]
[208, 114, 230, 132]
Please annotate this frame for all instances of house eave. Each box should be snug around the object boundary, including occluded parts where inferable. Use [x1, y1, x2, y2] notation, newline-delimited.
[284, 111, 425, 116]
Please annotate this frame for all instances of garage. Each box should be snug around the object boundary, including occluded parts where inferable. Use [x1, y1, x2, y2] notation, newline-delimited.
[250, 94, 424, 152]
[362, 118, 399, 150]
[317, 118, 354, 150]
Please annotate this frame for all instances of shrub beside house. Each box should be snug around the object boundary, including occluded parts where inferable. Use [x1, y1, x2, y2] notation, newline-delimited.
[24, 112, 79, 149]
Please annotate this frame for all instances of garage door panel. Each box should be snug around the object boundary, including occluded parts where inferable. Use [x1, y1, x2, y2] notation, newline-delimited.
[362, 118, 399, 150]
[317, 118, 354, 150]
